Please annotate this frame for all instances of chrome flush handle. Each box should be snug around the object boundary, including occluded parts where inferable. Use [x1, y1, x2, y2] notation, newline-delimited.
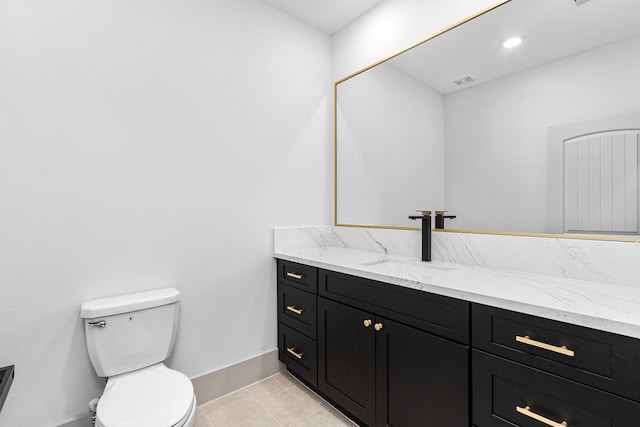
[87, 320, 106, 328]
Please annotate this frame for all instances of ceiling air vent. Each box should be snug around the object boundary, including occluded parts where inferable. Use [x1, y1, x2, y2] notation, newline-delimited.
[453, 75, 475, 87]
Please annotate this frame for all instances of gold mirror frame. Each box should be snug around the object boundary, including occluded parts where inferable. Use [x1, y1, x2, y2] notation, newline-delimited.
[333, 0, 640, 243]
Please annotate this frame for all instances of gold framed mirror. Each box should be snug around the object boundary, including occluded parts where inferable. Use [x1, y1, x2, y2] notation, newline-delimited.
[334, 0, 640, 242]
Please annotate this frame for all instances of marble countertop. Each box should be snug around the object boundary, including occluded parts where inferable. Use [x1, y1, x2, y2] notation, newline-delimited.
[275, 246, 640, 339]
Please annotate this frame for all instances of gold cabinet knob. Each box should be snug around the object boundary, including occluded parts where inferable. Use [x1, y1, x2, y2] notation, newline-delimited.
[363, 319, 372, 328]
[374, 322, 383, 331]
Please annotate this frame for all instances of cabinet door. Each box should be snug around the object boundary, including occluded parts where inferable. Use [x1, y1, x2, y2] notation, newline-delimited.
[376, 317, 469, 427]
[318, 297, 376, 427]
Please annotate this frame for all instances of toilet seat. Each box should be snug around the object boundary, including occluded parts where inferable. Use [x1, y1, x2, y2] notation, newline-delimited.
[96, 363, 195, 427]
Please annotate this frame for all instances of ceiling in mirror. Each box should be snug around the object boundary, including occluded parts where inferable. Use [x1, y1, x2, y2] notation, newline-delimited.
[388, 0, 640, 95]
[335, 0, 640, 240]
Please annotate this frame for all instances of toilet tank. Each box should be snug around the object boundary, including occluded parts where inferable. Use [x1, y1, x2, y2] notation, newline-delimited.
[80, 288, 180, 377]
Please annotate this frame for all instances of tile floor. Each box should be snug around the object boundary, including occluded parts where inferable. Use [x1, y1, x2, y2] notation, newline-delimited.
[195, 371, 358, 427]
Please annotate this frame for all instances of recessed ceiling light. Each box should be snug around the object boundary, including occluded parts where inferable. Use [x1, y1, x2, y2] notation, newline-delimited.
[502, 37, 522, 48]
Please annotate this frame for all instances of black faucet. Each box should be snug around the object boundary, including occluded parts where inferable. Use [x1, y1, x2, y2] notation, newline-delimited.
[408, 211, 432, 262]
[435, 211, 456, 229]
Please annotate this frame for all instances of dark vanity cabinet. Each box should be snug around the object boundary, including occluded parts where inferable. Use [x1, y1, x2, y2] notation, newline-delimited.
[276, 259, 640, 427]
[277, 259, 470, 427]
[317, 269, 470, 427]
[318, 297, 469, 427]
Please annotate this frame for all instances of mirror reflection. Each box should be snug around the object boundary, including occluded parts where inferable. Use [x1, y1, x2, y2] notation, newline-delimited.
[336, 0, 640, 237]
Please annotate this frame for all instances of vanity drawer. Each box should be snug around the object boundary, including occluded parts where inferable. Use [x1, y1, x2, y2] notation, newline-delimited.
[278, 323, 317, 387]
[473, 350, 640, 427]
[472, 304, 640, 401]
[319, 269, 469, 344]
[277, 259, 318, 293]
[277, 283, 317, 339]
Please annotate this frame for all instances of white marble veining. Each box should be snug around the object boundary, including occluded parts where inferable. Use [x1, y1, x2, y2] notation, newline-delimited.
[432, 231, 640, 286]
[275, 226, 640, 287]
[274, 226, 640, 339]
[274, 226, 333, 252]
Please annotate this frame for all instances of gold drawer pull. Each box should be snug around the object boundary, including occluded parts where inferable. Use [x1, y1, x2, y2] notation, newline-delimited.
[286, 347, 303, 360]
[374, 322, 384, 331]
[516, 405, 568, 427]
[515, 335, 575, 357]
[363, 319, 372, 327]
[286, 272, 303, 280]
[286, 305, 303, 315]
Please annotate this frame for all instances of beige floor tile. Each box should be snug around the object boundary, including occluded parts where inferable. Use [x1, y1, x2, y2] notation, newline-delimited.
[244, 372, 294, 402]
[194, 407, 214, 427]
[201, 389, 281, 427]
[261, 383, 323, 426]
[319, 403, 359, 426]
[196, 371, 357, 427]
[279, 371, 325, 402]
[290, 405, 358, 427]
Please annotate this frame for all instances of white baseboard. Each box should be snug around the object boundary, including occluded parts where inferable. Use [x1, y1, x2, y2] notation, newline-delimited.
[57, 414, 92, 427]
[192, 349, 282, 405]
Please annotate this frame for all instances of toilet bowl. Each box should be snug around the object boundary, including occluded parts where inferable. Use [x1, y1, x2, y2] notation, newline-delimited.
[81, 288, 195, 427]
[95, 363, 196, 427]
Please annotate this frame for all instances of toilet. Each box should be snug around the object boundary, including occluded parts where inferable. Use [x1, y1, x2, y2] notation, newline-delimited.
[80, 288, 196, 427]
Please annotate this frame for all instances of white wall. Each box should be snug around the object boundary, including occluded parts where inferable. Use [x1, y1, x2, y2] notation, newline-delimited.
[444, 34, 640, 232]
[0, 0, 331, 425]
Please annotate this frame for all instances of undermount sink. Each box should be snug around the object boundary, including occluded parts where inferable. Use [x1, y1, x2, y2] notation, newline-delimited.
[361, 259, 455, 274]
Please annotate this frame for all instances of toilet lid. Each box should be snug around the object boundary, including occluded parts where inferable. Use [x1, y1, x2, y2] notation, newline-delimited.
[97, 364, 194, 427]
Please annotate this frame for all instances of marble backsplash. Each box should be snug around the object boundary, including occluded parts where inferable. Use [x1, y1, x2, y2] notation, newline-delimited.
[274, 226, 640, 287]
